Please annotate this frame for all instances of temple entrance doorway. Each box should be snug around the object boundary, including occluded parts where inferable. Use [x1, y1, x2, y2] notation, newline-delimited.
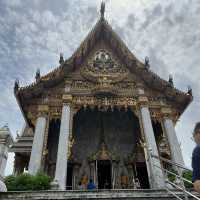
[72, 106, 142, 189]
[66, 163, 73, 190]
[135, 162, 150, 189]
[97, 160, 112, 189]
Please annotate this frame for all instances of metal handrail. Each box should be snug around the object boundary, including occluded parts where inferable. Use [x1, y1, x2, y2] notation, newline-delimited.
[167, 180, 200, 200]
[163, 168, 193, 185]
[151, 154, 192, 171]
[153, 164, 193, 185]
[150, 154, 200, 200]
[165, 187, 184, 200]
[153, 164, 189, 200]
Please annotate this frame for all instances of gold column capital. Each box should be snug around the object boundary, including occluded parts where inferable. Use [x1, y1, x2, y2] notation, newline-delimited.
[136, 84, 145, 95]
[137, 96, 149, 107]
[161, 107, 172, 119]
[62, 94, 73, 104]
[64, 80, 72, 92]
[64, 79, 72, 84]
[37, 105, 49, 117]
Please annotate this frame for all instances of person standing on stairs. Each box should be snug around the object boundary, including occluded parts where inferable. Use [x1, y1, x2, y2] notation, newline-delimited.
[192, 122, 200, 192]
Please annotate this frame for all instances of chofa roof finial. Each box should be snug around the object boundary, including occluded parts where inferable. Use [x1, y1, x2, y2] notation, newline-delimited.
[14, 79, 19, 93]
[187, 85, 192, 96]
[59, 53, 64, 64]
[100, 1, 105, 19]
[168, 74, 174, 87]
[35, 68, 40, 82]
[145, 56, 150, 70]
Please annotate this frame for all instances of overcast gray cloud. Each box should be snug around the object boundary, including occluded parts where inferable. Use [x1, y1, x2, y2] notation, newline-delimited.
[0, 0, 199, 174]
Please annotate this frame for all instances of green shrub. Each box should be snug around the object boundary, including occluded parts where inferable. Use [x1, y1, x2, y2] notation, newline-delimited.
[15, 173, 33, 191]
[32, 173, 51, 190]
[5, 173, 51, 191]
[167, 168, 177, 183]
[183, 170, 193, 188]
[166, 169, 193, 189]
[4, 175, 16, 191]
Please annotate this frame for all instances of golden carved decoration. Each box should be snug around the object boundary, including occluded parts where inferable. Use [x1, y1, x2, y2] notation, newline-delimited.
[72, 96, 137, 107]
[88, 141, 119, 161]
[161, 107, 172, 114]
[49, 106, 62, 118]
[98, 142, 110, 160]
[67, 134, 74, 159]
[71, 79, 137, 97]
[62, 94, 73, 103]
[42, 116, 50, 159]
[50, 113, 61, 118]
[64, 82, 72, 93]
[89, 142, 112, 161]
[65, 80, 72, 85]
[81, 49, 128, 83]
[161, 107, 172, 118]
[91, 77, 118, 96]
[150, 109, 162, 120]
[81, 49, 129, 96]
[116, 82, 136, 90]
[72, 80, 94, 90]
[27, 112, 33, 120]
[158, 135, 170, 157]
[42, 149, 48, 156]
[37, 105, 49, 117]
[38, 105, 49, 112]
[137, 96, 148, 106]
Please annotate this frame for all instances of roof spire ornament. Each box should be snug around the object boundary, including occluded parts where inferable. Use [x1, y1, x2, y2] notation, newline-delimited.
[187, 85, 192, 96]
[145, 56, 150, 70]
[168, 74, 174, 87]
[35, 68, 40, 82]
[59, 53, 64, 64]
[100, 1, 105, 19]
[14, 79, 19, 93]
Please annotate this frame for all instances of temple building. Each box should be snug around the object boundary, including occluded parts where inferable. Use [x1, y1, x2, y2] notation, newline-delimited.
[10, 3, 192, 190]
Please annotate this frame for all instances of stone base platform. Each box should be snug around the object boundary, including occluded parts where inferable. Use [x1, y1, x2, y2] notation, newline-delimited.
[0, 189, 198, 200]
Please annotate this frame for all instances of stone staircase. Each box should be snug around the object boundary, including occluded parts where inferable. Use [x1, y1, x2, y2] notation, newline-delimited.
[0, 189, 198, 200]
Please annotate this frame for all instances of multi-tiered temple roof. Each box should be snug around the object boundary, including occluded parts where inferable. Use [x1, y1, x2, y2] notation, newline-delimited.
[14, 3, 192, 128]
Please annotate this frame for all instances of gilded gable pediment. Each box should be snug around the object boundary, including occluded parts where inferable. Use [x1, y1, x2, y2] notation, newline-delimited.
[79, 49, 130, 96]
[81, 49, 128, 83]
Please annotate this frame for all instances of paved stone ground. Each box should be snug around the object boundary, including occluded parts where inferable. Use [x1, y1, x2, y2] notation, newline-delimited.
[0, 189, 199, 200]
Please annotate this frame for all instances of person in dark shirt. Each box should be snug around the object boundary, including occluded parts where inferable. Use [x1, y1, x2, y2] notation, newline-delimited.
[87, 179, 96, 190]
[192, 122, 200, 192]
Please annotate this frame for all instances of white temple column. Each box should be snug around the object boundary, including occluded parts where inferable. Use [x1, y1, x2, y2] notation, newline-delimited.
[0, 125, 13, 192]
[139, 97, 165, 189]
[54, 104, 71, 190]
[163, 117, 184, 166]
[0, 146, 8, 178]
[28, 115, 47, 175]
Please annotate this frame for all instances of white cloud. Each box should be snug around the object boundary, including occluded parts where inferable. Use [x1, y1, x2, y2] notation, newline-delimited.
[3, 0, 22, 7]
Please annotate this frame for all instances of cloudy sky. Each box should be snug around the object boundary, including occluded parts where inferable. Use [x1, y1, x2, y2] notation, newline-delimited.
[0, 0, 200, 175]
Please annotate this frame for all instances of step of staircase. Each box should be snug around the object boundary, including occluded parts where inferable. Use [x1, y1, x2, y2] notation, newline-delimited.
[0, 189, 198, 200]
